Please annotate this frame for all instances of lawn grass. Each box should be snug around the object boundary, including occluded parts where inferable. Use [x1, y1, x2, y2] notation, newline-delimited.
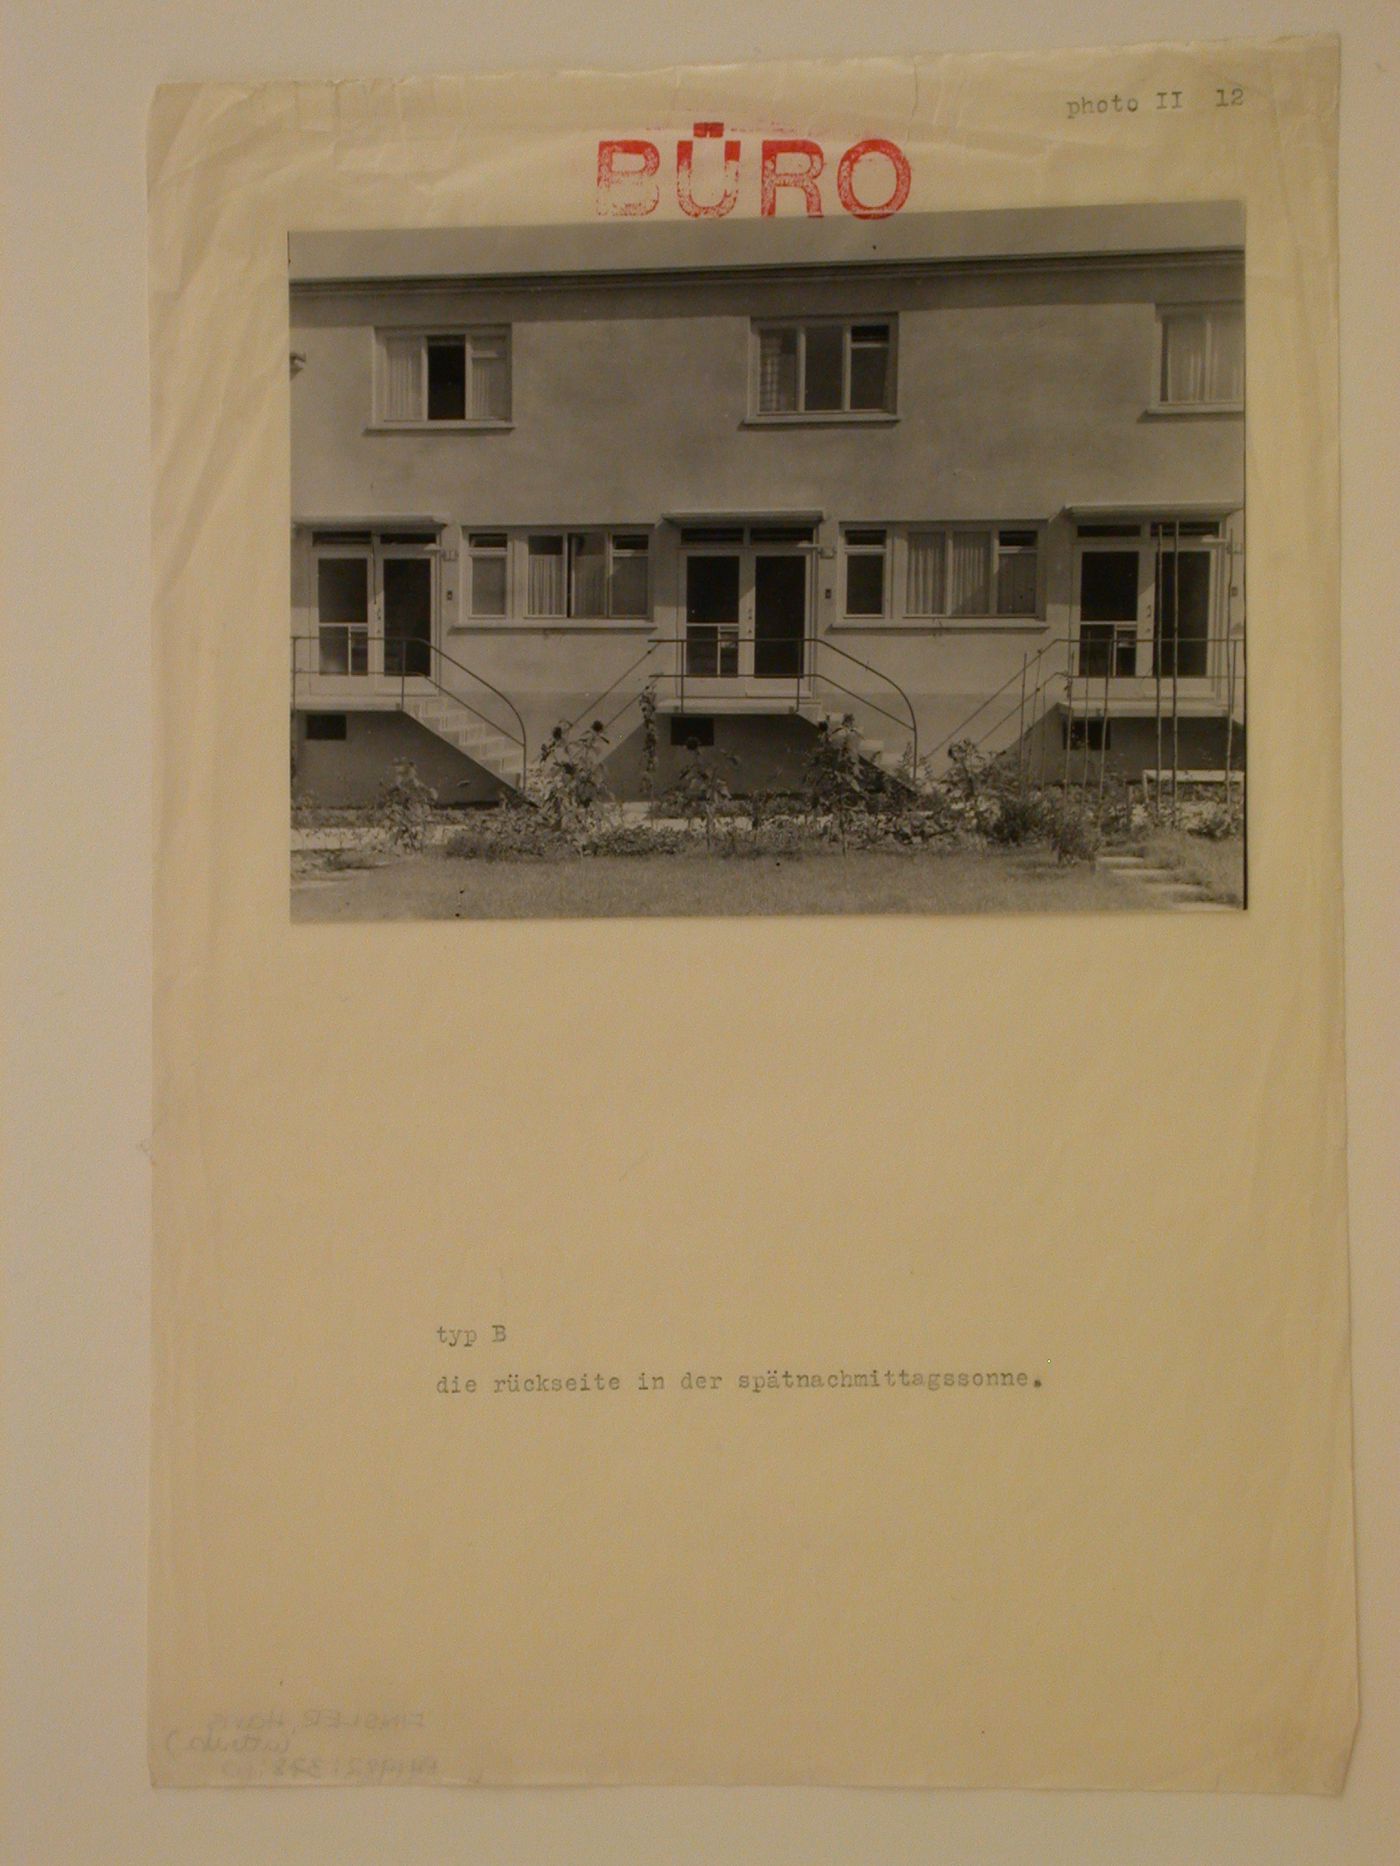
[292, 845, 1152, 921]
[1139, 830, 1245, 906]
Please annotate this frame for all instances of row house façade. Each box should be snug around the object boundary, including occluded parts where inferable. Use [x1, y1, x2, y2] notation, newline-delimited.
[289, 204, 1245, 805]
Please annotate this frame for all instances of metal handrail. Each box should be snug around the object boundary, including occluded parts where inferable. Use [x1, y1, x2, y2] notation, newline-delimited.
[923, 630, 1246, 765]
[801, 665, 912, 744]
[806, 636, 919, 772]
[561, 640, 665, 739]
[559, 631, 921, 771]
[922, 633, 1068, 762]
[292, 633, 528, 788]
[304, 615, 1252, 805]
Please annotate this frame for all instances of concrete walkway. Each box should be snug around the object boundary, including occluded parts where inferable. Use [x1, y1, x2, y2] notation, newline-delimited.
[1095, 851, 1238, 912]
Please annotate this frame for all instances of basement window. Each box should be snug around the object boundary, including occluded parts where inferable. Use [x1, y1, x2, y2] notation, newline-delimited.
[305, 713, 348, 741]
[670, 716, 715, 748]
[1064, 717, 1112, 751]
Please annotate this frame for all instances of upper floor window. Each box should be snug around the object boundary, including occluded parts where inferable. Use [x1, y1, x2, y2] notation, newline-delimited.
[1158, 304, 1243, 408]
[375, 328, 511, 426]
[753, 319, 895, 419]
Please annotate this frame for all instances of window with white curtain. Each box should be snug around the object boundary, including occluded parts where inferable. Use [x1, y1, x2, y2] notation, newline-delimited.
[905, 531, 946, 617]
[1158, 304, 1243, 406]
[904, 527, 1040, 619]
[948, 532, 991, 616]
[375, 329, 511, 424]
[516, 531, 652, 621]
[526, 535, 567, 616]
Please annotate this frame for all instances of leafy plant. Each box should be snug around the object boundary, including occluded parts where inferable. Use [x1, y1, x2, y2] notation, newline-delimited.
[441, 802, 573, 861]
[804, 715, 868, 853]
[747, 786, 780, 832]
[1192, 797, 1245, 840]
[529, 721, 615, 834]
[638, 683, 659, 801]
[939, 738, 1031, 838]
[1078, 758, 1136, 842]
[1042, 791, 1103, 865]
[374, 760, 437, 851]
[664, 738, 739, 849]
[743, 818, 808, 859]
[986, 791, 1044, 846]
[580, 821, 690, 858]
[291, 789, 323, 832]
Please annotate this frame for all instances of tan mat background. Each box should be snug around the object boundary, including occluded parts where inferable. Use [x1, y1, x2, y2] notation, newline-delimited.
[6, 1, 1399, 1861]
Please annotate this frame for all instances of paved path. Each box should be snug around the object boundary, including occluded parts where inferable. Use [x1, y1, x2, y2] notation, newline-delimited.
[1095, 852, 1237, 912]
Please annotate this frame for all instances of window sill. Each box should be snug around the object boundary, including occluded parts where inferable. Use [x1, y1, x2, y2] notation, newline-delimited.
[741, 413, 900, 429]
[831, 616, 1045, 632]
[365, 420, 515, 434]
[1141, 402, 1243, 419]
[450, 619, 655, 633]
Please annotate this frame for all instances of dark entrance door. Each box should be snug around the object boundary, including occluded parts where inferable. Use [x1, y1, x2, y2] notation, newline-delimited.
[1155, 546, 1212, 678]
[752, 553, 807, 679]
[382, 555, 433, 678]
[1077, 549, 1140, 676]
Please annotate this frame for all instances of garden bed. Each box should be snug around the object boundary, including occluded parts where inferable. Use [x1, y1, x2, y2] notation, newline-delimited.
[290, 736, 1245, 918]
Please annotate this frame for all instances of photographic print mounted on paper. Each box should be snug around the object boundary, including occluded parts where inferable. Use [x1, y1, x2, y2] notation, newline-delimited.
[289, 204, 1247, 918]
[153, 42, 1354, 1793]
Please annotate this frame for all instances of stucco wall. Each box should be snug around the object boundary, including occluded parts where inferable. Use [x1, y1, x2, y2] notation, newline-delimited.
[290, 259, 1244, 522]
[292, 710, 508, 807]
[289, 253, 1244, 784]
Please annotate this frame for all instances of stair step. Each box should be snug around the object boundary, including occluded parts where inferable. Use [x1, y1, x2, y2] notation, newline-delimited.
[402, 702, 520, 784]
[450, 743, 511, 764]
[451, 736, 511, 757]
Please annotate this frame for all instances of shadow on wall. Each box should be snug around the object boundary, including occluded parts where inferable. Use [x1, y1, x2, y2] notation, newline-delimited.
[602, 712, 819, 800]
[293, 711, 510, 807]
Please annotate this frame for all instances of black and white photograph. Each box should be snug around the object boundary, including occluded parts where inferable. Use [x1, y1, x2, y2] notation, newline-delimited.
[289, 202, 1247, 919]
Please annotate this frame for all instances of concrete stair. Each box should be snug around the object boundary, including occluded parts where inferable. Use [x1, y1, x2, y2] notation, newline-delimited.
[402, 695, 523, 788]
[798, 704, 916, 786]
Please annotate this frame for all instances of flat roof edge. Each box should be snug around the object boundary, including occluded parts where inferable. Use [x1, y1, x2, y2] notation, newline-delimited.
[290, 203, 1245, 286]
